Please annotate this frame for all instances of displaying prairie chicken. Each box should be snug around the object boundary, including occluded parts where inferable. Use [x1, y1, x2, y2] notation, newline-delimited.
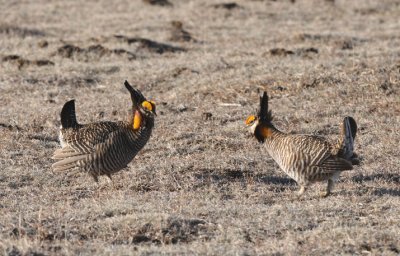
[52, 80, 156, 182]
[246, 92, 359, 197]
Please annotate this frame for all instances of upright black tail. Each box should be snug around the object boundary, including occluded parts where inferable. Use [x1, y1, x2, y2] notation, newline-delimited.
[339, 116, 359, 165]
[61, 100, 78, 128]
[345, 116, 357, 140]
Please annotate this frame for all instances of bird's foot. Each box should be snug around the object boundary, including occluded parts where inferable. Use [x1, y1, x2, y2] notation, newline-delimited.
[320, 191, 331, 198]
[296, 186, 307, 198]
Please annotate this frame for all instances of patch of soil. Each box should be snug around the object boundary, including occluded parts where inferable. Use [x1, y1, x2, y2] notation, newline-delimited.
[27, 134, 58, 142]
[212, 2, 242, 10]
[295, 33, 366, 49]
[54, 44, 136, 61]
[162, 217, 212, 244]
[193, 168, 252, 188]
[114, 35, 186, 54]
[6, 246, 22, 256]
[53, 76, 99, 87]
[131, 223, 161, 245]
[38, 40, 49, 48]
[299, 75, 341, 89]
[295, 33, 335, 42]
[127, 217, 214, 245]
[379, 80, 396, 95]
[171, 67, 199, 78]
[2, 55, 54, 69]
[0, 24, 45, 37]
[268, 48, 294, 56]
[143, 0, 172, 6]
[296, 47, 319, 55]
[335, 39, 355, 50]
[170, 21, 196, 42]
[352, 173, 400, 184]
[267, 47, 318, 57]
[0, 123, 22, 131]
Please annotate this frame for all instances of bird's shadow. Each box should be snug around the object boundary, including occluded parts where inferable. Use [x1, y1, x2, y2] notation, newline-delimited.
[252, 174, 296, 186]
[352, 173, 400, 184]
[373, 188, 400, 197]
[193, 168, 296, 186]
[352, 173, 400, 197]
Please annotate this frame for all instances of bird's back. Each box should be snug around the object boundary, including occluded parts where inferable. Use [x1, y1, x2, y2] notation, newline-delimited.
[264, 132, 352, 184]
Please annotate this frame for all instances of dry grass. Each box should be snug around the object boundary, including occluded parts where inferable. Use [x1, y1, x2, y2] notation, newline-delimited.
[1, 0, 399, 255]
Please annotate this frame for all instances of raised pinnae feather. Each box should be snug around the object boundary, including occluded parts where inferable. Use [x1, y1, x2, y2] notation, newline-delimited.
[258, 91, 273, 122]
[124, 80, 146, 107]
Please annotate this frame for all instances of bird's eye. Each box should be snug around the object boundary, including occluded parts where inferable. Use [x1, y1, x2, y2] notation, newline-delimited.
[245, 115, 256, 126]
[141, 101, 154, 111]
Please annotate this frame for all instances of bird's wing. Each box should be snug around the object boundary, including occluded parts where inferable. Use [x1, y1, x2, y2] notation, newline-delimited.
[288, 135, 331, 165]
[316, 155, 353, 173]
[85, 129, 134, 171]
[52, 122, 126, 171]
[289, 135, 352, 173]
[52, 128, 132, 172]
[60, 122, 123, 153]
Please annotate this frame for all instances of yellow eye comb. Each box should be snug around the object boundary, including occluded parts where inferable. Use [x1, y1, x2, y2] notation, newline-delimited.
[141, 101, 154, 111]
[245, 115, 256, 125]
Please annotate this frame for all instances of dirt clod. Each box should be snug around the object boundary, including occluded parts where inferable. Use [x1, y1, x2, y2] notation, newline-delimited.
[143, 0, 172, 6]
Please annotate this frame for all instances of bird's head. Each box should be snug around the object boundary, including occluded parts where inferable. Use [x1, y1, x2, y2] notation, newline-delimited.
[124, 80, 156, 130]
[245, 91, 274, 143]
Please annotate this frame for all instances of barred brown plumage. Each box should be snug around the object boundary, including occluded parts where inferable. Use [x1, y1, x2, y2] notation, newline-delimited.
[246, 92, 359, 197]
[52, 80, 156, 182]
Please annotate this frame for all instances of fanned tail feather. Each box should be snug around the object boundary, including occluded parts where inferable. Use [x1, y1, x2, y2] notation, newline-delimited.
[52, 154, 87, 172]
[52, 147, 81, 160]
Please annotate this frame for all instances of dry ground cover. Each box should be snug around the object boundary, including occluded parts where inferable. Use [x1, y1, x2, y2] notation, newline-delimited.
[0, 0, 399, 255]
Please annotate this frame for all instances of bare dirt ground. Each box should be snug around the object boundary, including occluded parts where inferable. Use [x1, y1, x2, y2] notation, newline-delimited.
[1, 0, 399, 255]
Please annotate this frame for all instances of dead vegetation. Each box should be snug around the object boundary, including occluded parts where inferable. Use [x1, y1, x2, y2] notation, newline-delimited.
[0, 0, 399, 255]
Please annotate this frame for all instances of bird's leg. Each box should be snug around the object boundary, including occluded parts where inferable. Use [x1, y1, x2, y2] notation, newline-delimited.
[321, 179, 334, 197]
[106, 174, 112, 182]
[106, 174, 116, 189]
[90, 172, 99, 183]
[297, 185, 307, 197]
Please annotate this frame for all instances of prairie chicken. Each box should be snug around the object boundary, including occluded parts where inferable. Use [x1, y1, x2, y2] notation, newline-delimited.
[52, 80, 156, 182]
[246, 92, 359, 197]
